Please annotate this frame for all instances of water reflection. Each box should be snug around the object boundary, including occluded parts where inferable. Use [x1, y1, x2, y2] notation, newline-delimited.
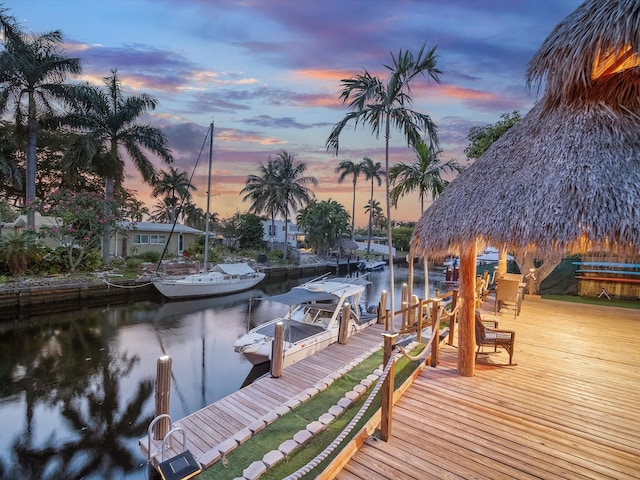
[0, 267, 441, 479]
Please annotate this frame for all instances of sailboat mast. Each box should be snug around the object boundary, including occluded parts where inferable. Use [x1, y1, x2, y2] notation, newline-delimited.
[203, 122, 213, 271]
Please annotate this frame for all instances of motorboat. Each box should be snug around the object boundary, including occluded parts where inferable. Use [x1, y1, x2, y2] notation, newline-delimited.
[233, 276, 377, 367]
[357, 259, 386, 271]
[153, 262, 265, 300]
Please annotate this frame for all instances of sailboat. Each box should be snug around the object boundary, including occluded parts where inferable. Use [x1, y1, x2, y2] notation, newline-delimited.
[153, 122, 265, 300]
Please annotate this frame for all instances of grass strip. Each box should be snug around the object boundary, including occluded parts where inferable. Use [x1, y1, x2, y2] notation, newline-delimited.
[541, 294, 640, 309]
[200, 345, 424, 479]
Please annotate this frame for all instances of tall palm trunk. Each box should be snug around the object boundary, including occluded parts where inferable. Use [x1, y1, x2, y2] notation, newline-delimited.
[26, 90, 38, 229]
[367, 179, 374, 253]
[351, 177, 357, 239]
[384, 115, 395, 332]
[102, 139, 118, 264]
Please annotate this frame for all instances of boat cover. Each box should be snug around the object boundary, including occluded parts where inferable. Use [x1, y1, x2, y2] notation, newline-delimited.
[262, 288, 339, 306]
[215, 263, 256, 275]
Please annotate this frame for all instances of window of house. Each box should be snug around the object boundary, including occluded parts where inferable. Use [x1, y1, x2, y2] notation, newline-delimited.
[132, 234, 149, 244]
[150, 234, 166, 244]
[268, 225, 276, 236]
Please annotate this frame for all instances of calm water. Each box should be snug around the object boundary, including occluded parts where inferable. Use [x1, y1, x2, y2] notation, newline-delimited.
[0, 266, 440, 479]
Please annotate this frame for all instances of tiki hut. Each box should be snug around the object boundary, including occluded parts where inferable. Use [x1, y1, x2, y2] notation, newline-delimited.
[411, 0, 640, 376]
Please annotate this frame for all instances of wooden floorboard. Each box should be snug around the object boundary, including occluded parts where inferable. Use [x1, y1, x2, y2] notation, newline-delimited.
[140, 323, 385, 465]
[335, 296, 640, 480]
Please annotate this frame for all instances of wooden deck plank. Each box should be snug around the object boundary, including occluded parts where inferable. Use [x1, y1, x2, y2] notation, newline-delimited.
[140, 320, 387, 466]
[334, 296, 640, 480]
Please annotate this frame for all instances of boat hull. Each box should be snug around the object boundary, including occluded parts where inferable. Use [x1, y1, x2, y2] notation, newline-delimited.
[154, 272, 265, 299]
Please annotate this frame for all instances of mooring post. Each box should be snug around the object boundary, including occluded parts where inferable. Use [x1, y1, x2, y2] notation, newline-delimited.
[154, 355, 172, 441]
[339, 303, 350, 345]
[271, 321, 284, 378]
[380, 332, 398, 441]
[378, 290, 387, 325]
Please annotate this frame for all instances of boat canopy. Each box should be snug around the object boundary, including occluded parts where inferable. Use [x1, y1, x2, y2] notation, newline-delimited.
[261, 289, 339, 307]
[214, 263, 257, 275]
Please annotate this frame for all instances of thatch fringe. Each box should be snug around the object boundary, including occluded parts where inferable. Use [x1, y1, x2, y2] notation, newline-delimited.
[411, 101, 640, 258]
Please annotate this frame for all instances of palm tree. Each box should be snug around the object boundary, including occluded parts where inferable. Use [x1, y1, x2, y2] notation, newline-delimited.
[360, 157, 384, 253]
[364, 198, 385, 232]
[272, 150, 318, 258]
[389, 138, 462, 213]
[152, 167, 195, 224]
[335, 159, 361, 239]
[241, 159, 279, 249]
[63, 69, 172, 263]
[0, 10, 82, 228]
[326, 42, 441, 325]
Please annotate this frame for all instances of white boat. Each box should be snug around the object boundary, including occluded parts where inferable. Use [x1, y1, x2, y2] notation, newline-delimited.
[233, 276, 377, 367]
[153, 263, 265, 300]
[357, 259, 386, 271]
[153, 122, 266, 300]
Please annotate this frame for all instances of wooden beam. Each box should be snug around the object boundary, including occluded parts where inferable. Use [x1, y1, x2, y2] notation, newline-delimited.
[458, 242, 477, 377]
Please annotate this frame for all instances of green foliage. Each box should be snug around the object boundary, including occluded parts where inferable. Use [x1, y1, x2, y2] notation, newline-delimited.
[27, 189, 119, 272]
[0, 199, 18, 223]
[135, 250, 160, 263]
[297, 199, 350, 256]
[267, 249, 284, 261]
[465, 111, 521, 160]
[392, 226, 414, 251]
[0, 232, 42, 275]
[238, 213, 265, 249]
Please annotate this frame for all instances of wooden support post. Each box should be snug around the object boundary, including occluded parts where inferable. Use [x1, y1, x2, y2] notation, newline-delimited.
[482, 270, 489, 302]
[407, 247, 414, 302]
[380, 332, 397, 442]
[447, 289, 459, 345]
[271, 321, 284, 378]
[430, 298, 441, 367]
[498, 244, 508, 278]
[475, 275, 482, 308]
[529, 268, 536, 295]
[338, 303, 350, 345]
[458, 243, 477, 377]
[416, 300, 424, 343]
[154, 355, 172, 440]
[401, 301, 408, 330]
[385, 309, 391, 331]
[411, 294, 418, 330]
[378, 290, 387, 325]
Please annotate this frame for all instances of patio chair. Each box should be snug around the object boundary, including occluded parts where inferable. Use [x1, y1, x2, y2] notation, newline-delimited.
[475, 309, 516, 365]
[494, 277, 523, 319]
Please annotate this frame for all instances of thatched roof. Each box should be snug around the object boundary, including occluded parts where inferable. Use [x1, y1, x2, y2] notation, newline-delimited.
[412, 0, 640, 259]
[527, 0, 640, 106]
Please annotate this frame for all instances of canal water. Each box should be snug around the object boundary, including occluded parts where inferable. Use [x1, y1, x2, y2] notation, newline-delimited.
[0, 266, 440, 479]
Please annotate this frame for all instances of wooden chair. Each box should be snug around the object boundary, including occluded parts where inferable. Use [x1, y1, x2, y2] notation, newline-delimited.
[475, 310, 516, 365]
[495, 277, 523, 319]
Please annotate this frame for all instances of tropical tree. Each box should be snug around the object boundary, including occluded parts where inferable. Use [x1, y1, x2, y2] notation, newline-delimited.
[389, 138, 462, 214]
[63, 69, 172, 263]
[335, 159, 361, 239]
[359, 157, 384, 252]
[242, 151, 317, 258]
[465, 110, 521, 160]
[0, 10, 82, 228]
[364, 199, 385, 233]
[272, 150, 317, 258]
[297, 199, 350, 256]
[152, 167, 195, 223]
[241, 159, 279, 248]
[326, 42, 441, 320]
[182, 203, 206, 230]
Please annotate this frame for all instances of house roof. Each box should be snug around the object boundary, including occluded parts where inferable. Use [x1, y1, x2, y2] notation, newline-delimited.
[120, 222, 204, 234]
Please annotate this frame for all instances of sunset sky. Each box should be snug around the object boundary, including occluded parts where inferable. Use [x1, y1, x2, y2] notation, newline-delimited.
[12, 0, 582, 226]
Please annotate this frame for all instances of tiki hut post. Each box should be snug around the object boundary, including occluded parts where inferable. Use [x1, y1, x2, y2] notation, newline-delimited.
[458, 241, 477, 376]
[498, 245, 508, 278]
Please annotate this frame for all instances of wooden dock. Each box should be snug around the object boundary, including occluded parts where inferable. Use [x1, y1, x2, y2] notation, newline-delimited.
[140, 322, 388, 468]
[334, 296, 640, 479]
